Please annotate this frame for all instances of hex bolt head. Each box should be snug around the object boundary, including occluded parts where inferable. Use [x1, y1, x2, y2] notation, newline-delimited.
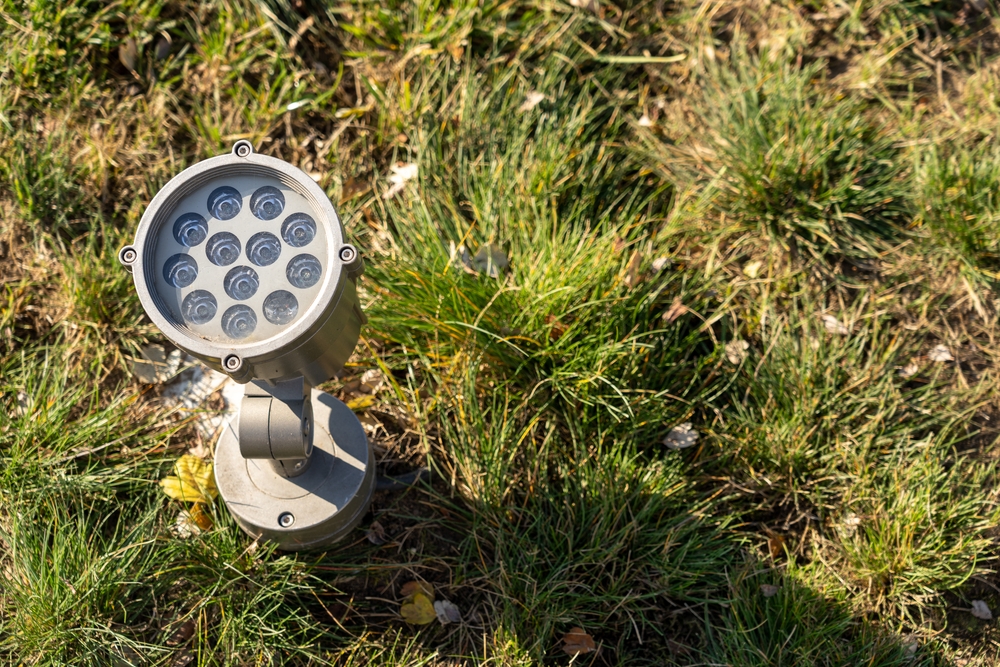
[278, 512, 295, 528]
[339, 245, 357, 263]
[232, 140, 253, 158]
[119, 246, 137, 266]
[224, 354, 242, 371]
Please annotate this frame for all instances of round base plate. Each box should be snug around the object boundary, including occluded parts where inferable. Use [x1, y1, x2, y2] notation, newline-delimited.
[215, 389, 374, 550]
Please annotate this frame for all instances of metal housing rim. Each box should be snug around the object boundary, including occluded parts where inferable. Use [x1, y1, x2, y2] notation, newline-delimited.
[130, 152, 346, 364]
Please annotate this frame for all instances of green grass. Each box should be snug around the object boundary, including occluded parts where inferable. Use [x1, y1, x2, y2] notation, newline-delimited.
[3, 0, 1000, 665]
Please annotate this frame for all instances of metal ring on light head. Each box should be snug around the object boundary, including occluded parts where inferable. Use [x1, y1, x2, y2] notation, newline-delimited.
[122, 143, 364, 384]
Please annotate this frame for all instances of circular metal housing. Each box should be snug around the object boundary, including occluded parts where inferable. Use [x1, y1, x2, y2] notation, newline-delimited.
[125, 145, 364, 384]
[215, 390, 375, 550]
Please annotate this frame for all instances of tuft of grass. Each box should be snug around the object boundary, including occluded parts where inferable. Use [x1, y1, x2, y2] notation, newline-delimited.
[654, 45, 907, 261]
[435, 370, 737, 663]
[914, 139, 1000, 273]
[707, 558, 921, 666]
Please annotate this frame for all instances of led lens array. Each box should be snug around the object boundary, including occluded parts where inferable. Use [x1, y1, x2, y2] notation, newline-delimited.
[153, 179, 326, 344]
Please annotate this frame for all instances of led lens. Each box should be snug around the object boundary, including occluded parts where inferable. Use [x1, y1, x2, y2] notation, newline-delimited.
[246, 232, 282, 266]
[250, 186, 285, 221]
[181, 290, 218, 325]
[263, 290, 299, 325]
[281, 213, 316, 248]
[224, 266, 260, 301]
[222, 304, 258, 339]
[206, 232, 242, 266]
[286, 254, 322, 289]
[208, 186, 242, 220]
[163, 254, 199, 288]
[173, 213, 208, 247]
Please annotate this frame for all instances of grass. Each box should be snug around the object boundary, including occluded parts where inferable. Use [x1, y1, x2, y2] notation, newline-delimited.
[2, 0, 1000, 664]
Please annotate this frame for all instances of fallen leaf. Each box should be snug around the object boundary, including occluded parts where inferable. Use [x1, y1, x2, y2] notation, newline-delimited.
[166, 619, 195, 646]
[446, 40, 464, 61]
[768, 533, 786, 559]
[339, 177, 371, 203]
[168, 651, 194, 667]
[623, 251, 642, 288]
[346, 394, 375, 412]
[519, 91, 545, 112]
[898, 360, 920, 378]
[472, 244, 509, 278]
[434, 599, 462, 624]
[155, 33, 172, 60]
[187, 442, 211, 460]
[562, 627, 596, 655]
[664, 422, 698, 450]
[169, 511, 201, 539]
[929, 344, 953, 363]
[383, 162, 418, 199]
[187, 504, 213, 531]
[821, 313, 849, 335]
[651, 256, 671, 272]
[119, 38, 139, 72]
[662, 297, 688, 323]
[760, 584, 780, 598]
[546, 315, 568, 341]
[400, 581, 434, 599]
[161, 455, 217, 504]
[366, 520, 386, 545]
[971, 599, 992, 620]
[400, 592, 436, 625]
[725, 339, 750, 364]
[743, 260, 763, 279]
[569, 0, 600, 14]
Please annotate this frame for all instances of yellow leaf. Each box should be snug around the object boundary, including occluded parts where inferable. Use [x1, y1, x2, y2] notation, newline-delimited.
[346, 394, 375, 412]
[187, 504, 214, 531]
[160, 455, 217, 504]
[400, 591, 436, 625]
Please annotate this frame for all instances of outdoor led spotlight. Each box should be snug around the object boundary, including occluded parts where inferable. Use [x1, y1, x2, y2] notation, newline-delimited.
[120, 140, 373, 550]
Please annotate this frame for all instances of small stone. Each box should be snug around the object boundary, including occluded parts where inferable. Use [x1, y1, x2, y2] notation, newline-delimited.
[760, 584, 780, 598]
[971, 599, 992, 620]
[664, 422, 698, 450]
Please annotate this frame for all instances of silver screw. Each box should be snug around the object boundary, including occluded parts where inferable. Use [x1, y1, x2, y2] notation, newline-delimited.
[339, 246, 356, 263]
[121, 248, 137, 263]
[233, 140, 252, 157]
[278, 512, 294, 528]
[224, 354, 241, 370]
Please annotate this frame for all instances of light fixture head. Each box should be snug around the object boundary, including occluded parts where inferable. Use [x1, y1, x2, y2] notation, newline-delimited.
[119, 139, 365, 385]
[122, 141, 374, 551]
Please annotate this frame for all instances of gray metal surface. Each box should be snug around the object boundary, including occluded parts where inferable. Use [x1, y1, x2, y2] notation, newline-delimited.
[215, 388, 374, 550]
[121, 143, 363, 384]
[239, 378, 313, 474]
